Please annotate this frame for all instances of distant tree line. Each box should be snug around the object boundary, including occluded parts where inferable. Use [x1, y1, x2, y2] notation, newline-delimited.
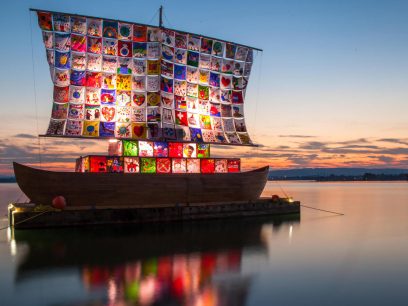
[269, 173, 408, 181]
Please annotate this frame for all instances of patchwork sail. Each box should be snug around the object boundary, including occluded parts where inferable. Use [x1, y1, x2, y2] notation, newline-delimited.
[37, 10, 255, 145]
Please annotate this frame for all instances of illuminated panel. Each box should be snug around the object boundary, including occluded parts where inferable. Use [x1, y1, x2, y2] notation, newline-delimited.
[200, 159, 215, 173]
[156, 158, 171, 173]
[227, 159, 240, 172]
[186, 158, 200, 173]
[90, 156, 107, 172]
[141, 157, 156, 173]
[138, 141, 154, 157]
[168, 142, 183, 157]
[124, 157, 139, 173]
[172, 158, 186, 173]
[154, 141, 169, 157]
[182, 143, 197, 158]
[107, 156, 124, 172]
[197, 143, 210, 158]
[123, 140, 138, 156]
[215, 159, 228, 173]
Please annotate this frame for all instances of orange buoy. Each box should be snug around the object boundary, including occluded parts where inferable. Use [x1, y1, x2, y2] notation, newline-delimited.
[52, 196, 66, 210]
[271, 194, 280, 202]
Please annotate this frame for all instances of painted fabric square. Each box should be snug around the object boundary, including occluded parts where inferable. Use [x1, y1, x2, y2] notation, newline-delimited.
[175, 33, 187, 49]
[103, 20, 118, 38]
[55, 33, 70, 51]
[133, 42, 147, 58]
[51, 102, 68, 119]
[201, 159, 215, 173]
[119, 23, 132, 40]
[68, 103, 84, 120]
[174, 64, 187, 80]
[90, 156, 107, 172]
[46, 119, 65, 135]
[197, 144, 210, 158]
[227, 159, 240, 172]
[87, 18, 102, 37]
[123, 140, 138, 156]
[124, 157, 140, 173]
[107, 156, 124, 173]
[162, 44, 174, 61]
[187, 51, 199, 67]
[118, 40, 132, 57]
[154, 142, 169, 157]
[183, 143, 197, 158]
[115, 123, 132, 138]
[172, 158, 186, 173]
[99, 122, 115, 137]
[156, 158, 171, 173]
[132, 123, 148, 139]
[190, 127, 203, 142]
[141, 157, 156, 173]
[37, 12, 52, 31]
[138, 141, 154, 156]
[54, 85, 69, 103]
[65, 119, 82, 136]
[186, 159, 200, 173]
[82, 120, 99, 137]
[215, 159, 228, 173]
[108, 140, 122, 155]
[169, 142, 183, 157]
[133, 25, 147, 42]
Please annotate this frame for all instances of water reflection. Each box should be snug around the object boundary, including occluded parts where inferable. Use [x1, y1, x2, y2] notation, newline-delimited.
[12, 215, 299, 306]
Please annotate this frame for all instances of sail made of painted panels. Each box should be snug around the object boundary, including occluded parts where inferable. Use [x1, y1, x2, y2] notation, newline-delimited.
[37, 11, 254, 145]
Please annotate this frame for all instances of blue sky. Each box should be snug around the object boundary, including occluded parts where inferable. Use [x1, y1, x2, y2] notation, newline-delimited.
[0, 0, 407, 173]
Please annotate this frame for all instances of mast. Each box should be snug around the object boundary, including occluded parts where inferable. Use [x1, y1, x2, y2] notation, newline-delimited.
[159, 5, 163, 28]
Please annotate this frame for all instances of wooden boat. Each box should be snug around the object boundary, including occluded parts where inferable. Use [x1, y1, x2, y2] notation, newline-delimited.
[13, 8, 270, 213]
[14, 162, 268, 207]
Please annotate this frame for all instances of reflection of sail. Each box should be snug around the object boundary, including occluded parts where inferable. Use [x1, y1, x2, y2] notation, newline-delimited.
[35, 10, 257, 145]
[14, 216, 298, 305]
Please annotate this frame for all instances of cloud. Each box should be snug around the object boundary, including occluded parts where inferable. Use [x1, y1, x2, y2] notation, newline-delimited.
[278, 135, 315, 138]
[299, 141, 328, 150]
[377, 155, 395, 163]
[13, 134, 37, 139]
[377, 138, 408, 146]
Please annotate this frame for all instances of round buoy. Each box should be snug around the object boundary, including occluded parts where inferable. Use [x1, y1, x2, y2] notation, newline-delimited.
[52, 196, 66, 210]
[271, 194, 280, 202]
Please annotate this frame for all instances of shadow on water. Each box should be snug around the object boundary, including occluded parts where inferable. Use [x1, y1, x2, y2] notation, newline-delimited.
[12, 215, 299, 306]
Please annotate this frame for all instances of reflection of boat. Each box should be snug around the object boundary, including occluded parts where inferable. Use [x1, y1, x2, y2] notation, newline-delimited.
[14, 215, 300, 281]
[13, 162, 268, 207]
[13, 215, 299, 305]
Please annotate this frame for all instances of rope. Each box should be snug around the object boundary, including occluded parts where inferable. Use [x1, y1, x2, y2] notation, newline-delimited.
[0, 209, 54, 231]
[29, 11, 42, 168]
[273, 180, 289, 198]
[253, 51, 263, 167]
[163, 11, 174, 28]
[300, 204, 344, 216]
[148, 9, 159, 25]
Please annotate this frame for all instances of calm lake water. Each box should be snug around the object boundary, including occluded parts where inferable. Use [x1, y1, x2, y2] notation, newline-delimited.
[0, 181, 407, 306]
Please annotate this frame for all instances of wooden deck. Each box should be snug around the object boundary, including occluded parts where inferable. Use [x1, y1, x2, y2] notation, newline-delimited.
[9, 198, 300, 229]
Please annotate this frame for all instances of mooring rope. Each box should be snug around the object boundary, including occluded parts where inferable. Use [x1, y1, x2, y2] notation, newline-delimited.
[0, 209, 54, 231]
[300, 204, 344, 216]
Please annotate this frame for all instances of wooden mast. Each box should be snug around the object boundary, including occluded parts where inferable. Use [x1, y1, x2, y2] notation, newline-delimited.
[159, 5, 163, 28]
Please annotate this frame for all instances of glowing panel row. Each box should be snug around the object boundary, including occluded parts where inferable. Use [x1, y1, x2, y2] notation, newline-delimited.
[75, 156, 240, 174]
[108, 140, 210, 158]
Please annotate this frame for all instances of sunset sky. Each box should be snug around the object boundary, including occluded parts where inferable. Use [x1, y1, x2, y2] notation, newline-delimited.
[1, 0, 407, 175]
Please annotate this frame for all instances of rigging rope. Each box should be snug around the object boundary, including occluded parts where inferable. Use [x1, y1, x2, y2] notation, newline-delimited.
[148, 8, 159, 25]
[29, 11, 42, 168]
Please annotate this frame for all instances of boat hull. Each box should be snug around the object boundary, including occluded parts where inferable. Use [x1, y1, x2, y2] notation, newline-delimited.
[13, 162, 268, 207]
